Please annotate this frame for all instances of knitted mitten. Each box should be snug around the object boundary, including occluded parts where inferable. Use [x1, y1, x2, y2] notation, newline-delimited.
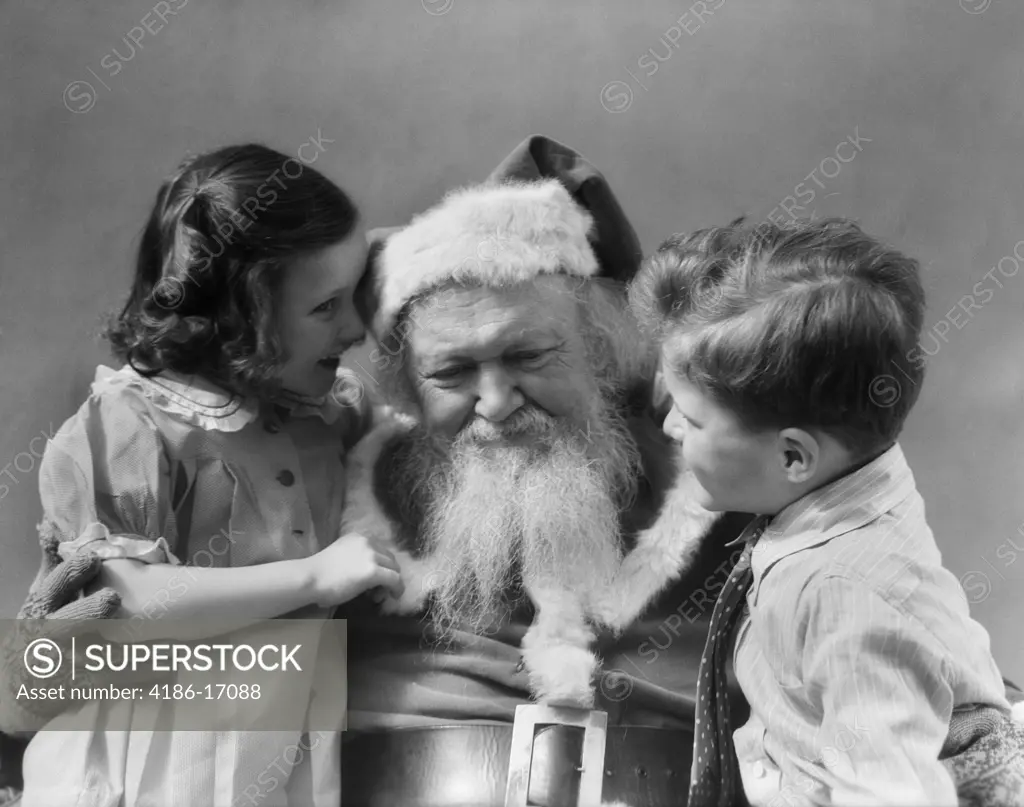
[1007, 679, 1024, 725]
[0, 524, 120, 735]
[941, 704, 1024, 805]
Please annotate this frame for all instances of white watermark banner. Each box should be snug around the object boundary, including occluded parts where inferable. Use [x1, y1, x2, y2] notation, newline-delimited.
[2, 618, 348, 732]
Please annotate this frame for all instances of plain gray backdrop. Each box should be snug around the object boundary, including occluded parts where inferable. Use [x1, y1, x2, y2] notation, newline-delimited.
[1, 0, 1022, 680]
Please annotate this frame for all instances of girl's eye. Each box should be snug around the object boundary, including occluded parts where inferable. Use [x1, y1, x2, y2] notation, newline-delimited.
[313, 297, 338, 315]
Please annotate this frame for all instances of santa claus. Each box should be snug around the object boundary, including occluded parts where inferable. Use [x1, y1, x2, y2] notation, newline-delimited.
[333, 135, 754, 807]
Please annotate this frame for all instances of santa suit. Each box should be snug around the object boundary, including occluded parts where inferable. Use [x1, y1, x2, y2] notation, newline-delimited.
[335, 387, 754, 807]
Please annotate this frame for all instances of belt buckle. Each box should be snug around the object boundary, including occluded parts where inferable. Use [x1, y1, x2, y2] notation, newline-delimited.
[504, 703, 608, 807]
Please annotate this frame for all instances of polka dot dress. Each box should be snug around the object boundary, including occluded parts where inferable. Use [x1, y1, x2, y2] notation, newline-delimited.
[688, 516, 770, 807]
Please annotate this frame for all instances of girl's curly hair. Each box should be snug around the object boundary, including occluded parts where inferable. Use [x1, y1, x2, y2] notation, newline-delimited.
[105, 143, 358, 400]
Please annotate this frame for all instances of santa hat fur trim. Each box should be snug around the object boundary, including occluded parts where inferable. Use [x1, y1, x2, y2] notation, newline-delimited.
[374, 179, 599, 337]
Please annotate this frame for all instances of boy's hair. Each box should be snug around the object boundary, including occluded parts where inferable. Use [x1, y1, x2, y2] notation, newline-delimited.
[105, 143, 359, 400]
[628, 217, 926, 455]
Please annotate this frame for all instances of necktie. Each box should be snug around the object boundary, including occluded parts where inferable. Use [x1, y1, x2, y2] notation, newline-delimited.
[688, 515, 770, 807]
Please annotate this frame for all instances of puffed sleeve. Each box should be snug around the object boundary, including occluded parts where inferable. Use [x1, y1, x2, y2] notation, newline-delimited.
[800, 574, 959, 806]
[38, 390, 182, 566]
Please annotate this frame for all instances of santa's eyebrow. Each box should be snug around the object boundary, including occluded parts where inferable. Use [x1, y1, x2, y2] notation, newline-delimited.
[423, 327, 563, 360]
[421, 353, 474, 368]
[506, 330, 563, 346]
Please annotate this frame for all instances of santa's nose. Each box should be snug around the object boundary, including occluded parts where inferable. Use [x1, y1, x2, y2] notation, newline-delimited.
[474, 365, 524, 423]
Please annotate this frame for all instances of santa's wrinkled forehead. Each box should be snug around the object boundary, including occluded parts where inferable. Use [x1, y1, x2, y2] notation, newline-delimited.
[406, 277, 584, 367]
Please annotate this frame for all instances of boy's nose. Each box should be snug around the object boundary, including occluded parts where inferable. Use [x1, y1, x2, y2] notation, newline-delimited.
[662, 408, 687, 442]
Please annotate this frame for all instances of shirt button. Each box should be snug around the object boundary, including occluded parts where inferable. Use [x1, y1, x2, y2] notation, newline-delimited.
[264, 420, 280, 434]
[277, 470, 295, 487]
[752, 760, 766, 778]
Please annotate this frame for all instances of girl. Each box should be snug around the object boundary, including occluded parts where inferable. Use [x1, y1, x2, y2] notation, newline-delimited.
[18, 143, 402, 806]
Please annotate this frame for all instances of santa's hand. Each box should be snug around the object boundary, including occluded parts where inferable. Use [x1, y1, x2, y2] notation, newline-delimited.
[309, 532, 405, 608]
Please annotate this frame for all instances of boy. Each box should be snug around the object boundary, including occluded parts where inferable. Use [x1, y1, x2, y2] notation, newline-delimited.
[629, 218, 1024, 806]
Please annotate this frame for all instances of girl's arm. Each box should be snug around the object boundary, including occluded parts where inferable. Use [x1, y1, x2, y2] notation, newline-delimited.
[92, 556, 314, 642]
[94, 530, 402, 642]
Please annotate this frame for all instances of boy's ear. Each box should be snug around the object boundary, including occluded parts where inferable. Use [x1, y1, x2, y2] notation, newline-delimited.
[649, 366, 673, 425]
[777, 428, 821, 483]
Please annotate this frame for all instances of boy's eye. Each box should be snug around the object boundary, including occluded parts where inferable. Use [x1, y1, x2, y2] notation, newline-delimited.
[313, 297, 338, 315]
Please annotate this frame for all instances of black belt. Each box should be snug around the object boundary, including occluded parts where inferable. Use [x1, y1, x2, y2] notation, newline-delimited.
[342, 705, 693, 807]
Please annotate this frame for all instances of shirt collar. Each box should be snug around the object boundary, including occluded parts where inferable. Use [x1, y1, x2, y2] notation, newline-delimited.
[98, 365, 346, 432]
[748, 442, 917, 599]
[725, 514, 773, 548]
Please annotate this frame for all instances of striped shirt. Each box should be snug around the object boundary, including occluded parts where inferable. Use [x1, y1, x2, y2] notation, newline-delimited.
[732, 443, 1011, 806]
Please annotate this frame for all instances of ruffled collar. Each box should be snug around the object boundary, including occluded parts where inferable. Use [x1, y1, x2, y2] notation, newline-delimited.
[92, 365, 347, 433]
[273, 388, 352, 426]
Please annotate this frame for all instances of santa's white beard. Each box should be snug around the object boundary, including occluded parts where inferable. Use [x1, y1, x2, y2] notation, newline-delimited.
[394, 396, 641, 638]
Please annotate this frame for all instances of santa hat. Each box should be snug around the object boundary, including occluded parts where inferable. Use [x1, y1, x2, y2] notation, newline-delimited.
[356, 134, 643, 340]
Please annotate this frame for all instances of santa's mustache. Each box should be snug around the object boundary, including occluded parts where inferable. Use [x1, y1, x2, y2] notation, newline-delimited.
[456, 406, 558, 446]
